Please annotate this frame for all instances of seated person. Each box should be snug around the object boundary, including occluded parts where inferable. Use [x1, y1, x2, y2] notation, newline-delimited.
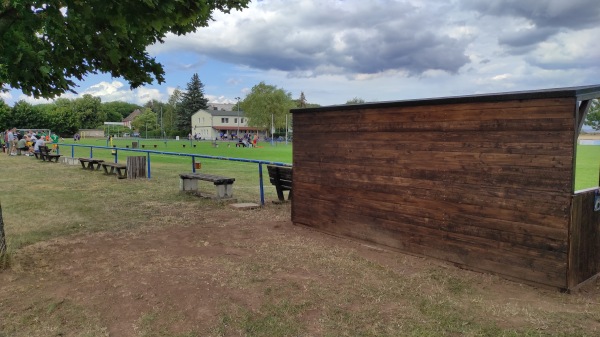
[34, 137, 46, 153]
[16, 136, 29, 155]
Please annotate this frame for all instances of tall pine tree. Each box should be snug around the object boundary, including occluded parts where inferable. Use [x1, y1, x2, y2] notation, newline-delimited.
[177, 74, 209, 133]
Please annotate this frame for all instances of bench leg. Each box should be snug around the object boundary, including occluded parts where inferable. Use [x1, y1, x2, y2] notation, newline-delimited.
[215, 183, 233, 199]
[275, 186, 285, 202]
[180, 178, 198, 192]
[116, 168, 127, 179]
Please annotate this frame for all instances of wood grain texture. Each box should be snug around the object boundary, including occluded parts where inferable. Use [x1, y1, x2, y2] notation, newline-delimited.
[292, 96, 589, 290]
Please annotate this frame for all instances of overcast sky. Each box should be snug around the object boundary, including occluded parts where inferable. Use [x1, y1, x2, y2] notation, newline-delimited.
[2, 0, 599, 107]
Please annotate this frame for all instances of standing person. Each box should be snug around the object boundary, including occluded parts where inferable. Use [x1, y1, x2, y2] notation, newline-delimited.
[252, 134, 258, 148]
[7, 128, 16, 156]
[2, 129, 7, 153]
[50, 133, 59, 152]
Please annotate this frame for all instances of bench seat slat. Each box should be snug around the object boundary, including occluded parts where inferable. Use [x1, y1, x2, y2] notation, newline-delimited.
[102, 162, 127, 168]
[266, 165, 293, 202]
[179, 173, 235, 185]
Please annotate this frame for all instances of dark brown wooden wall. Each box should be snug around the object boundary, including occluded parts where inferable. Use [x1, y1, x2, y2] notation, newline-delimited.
[569, 190, 600, 288]
[292, 97, 578, 289]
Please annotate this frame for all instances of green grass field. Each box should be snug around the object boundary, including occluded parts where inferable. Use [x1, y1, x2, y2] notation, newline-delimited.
[63, 137, 293, 164]
[575, 144, 600, 190]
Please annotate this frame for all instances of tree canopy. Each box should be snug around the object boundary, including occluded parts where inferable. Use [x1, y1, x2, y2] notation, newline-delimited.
[241, 82, 295, 133]
[0, 0, 249, 98]
[132, 108, 158, 135]
[346, 97, 366, 104]
[177, 73, 208, 132]
[0, 96, 141, 135]
[584, 100, 600, 131]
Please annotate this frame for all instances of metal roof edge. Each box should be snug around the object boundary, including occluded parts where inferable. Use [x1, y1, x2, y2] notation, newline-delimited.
[291, 85, 600, 114]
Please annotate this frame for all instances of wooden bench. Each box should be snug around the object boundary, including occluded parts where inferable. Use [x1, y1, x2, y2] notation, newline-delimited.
[267, 165, 293, 203]
[179, 173, 235, 199]
[101, 162, 128, 179]
[79, 158, 105, 170]
[38, 145, 61, 162]
[34, 145, 48, 159]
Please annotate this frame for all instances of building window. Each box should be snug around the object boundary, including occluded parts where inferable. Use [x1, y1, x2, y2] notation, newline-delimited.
[221, 118, 229, 123]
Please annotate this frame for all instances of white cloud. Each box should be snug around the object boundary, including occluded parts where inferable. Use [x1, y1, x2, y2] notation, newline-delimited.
[0, 91, 12, 101]
[492, 74, 511, 80]
[83, 81, 124, 96]
[153, 0, 471, 77]
[17, 94, 54, 105]
[528, 28, 600, 70]
[5, 0, 599, 108]
[134, 87, 164, 104]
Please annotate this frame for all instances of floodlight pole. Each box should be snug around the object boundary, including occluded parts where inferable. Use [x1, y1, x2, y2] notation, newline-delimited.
[271, 113, 274, 146]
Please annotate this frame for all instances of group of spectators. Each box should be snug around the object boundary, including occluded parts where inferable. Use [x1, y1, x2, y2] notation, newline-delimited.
[2, 128, 58, 156]
[236, 133, 259, 147]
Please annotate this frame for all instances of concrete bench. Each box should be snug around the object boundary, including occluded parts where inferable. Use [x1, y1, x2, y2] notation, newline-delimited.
[79, 158, 105, 170]
[179, 173, 235, 199]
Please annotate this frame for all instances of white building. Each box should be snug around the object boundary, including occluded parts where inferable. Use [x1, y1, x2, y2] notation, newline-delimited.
[191, 107, 263, 140]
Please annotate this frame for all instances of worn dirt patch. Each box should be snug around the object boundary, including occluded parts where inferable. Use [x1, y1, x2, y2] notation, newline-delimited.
[1, 204, 600, 336]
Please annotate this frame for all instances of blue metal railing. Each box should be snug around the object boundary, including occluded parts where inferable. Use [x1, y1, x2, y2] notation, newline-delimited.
[59, 143, 292, 205]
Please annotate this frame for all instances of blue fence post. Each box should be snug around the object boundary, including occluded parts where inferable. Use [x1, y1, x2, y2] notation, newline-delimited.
[192, 156, 196, 173]
[114, 149, 118, 163]
[89, 147, 93, 158]
[147, 152, 151, 179]
[71, 145, 74, 158]
[259, 163, 265, 206]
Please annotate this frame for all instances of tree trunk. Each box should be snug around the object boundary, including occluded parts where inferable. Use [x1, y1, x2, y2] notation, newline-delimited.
[0, 202, 7, 266]
[127, 156, 147, 179]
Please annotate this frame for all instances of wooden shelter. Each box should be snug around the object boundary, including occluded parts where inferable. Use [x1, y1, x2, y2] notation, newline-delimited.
[291, 85, 600, 291]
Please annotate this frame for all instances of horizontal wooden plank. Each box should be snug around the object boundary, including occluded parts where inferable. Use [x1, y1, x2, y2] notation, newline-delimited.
[295, 118, 574, 133]
[294, 182, 569, 239]
[294, 176, 569, 221]
[295, 147, 572, 169]
[294, 100, 575, 126]
[297, 139, 573, 157]
[293, 212, 567, 288]
[294, 155, 572, 179]
[294, 160, 572, 194]
[292, 198, 568, 255]
[295, 161, 571, 203]
[293, 130, 574, 145]
[293, 176, 569, 228]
